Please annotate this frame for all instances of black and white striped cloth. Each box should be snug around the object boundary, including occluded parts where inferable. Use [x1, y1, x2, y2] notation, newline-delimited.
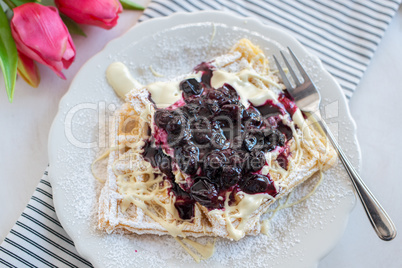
[0, 1, 400, 267]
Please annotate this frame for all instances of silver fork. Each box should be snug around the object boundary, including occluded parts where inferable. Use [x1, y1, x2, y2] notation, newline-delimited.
[274, 48, 396, 241]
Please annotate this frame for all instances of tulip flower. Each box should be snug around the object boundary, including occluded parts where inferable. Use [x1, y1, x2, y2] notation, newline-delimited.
[55, 0, 123, 30]
[17, 53, 40, 88]
[11, 3, 76, 79]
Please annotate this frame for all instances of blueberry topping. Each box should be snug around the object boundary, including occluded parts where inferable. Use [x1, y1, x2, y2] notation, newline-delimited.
[203, 152, 226, 179]
[243, 132, 265, 152]
[243, 134, 258, 152]
[276, 153, 289, 170]
[154, 149, 174, 178]
[220, 166, 241, 189]
[246, 150, 266, 172]
[180, 78, 202, 96]
[219, 104, 243, 121]
[175, 142, 199, 175]
[146, 67, 296, 218]
[191, 119, 212, 145]
[264, 129, 285, 151]
[166, 114, 186, 135]
[211, 131, 230, 149]
[277, 122, 293, 141]
[190, 178, 219, 207]
[241, 174, 276, 195]
[154, 109, 173, 129]
[256, 101, 281, 117]
[182, 101, 201, 118]
[206, 85, 237, 106]
[228, 151, 247, 170]
[243, 107, 262, 127]
[174, 202, 194, 220]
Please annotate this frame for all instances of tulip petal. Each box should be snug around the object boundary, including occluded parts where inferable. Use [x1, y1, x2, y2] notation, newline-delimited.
[17, 52, 40, 88]
[12, 6, 66, 62]
[55, 0, 123, 29]
[11, 3, 75, 79]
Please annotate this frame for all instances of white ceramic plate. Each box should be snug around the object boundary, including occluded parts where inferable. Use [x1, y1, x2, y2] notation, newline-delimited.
[48, 11, 360, 268]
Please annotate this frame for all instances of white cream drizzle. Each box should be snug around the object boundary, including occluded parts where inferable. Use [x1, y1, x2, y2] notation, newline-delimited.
[209, 192, 274, 241]
[211, 69, 280, 107]
[106, 62, 143, 99]
[147, 81, 181, 108]
[149, 65, 164, 77]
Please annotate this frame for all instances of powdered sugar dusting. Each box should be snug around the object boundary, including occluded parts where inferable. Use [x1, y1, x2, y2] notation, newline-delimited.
[49, 18, 358, 268]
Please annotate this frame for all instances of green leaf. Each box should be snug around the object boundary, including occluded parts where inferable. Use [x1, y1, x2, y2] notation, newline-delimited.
[60, 13, 86, 37]
[0, 6, 18, 102]
[9, 0, 38, 7]
[119, 0, 144, 10]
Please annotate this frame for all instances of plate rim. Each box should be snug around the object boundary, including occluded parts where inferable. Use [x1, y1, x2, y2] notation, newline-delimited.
[48, 10, 360, 267]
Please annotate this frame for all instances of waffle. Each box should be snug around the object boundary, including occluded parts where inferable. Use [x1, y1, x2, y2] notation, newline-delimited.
[97, 39, 336, 240]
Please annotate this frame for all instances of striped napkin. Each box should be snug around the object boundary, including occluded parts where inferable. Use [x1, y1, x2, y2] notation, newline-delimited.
[1, 1, 400, 267]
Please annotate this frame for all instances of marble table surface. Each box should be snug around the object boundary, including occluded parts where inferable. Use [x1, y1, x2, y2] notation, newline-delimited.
[0, 4, 401, 268]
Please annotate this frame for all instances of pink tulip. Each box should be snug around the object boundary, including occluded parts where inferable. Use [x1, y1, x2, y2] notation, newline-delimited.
[55, 0, 123, 30]
[11, 3, 75, 79]
[17, 53, 40, 88]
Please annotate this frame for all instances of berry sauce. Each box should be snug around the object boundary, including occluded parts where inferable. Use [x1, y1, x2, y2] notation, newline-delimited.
[142, 62, 298, 220]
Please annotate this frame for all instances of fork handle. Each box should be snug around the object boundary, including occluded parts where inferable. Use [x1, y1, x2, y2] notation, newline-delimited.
[312, 113, 397, 241]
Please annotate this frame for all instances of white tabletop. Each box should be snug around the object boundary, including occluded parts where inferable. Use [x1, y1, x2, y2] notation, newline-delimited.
[1, 4, 401, 268]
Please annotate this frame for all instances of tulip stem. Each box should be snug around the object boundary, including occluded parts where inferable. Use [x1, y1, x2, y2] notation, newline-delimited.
[3, 0, 17, 9]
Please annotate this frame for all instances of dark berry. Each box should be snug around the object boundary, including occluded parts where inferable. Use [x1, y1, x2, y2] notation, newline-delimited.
[166, 114, 186, 135]
[220, 148, 235, 158]
[218, 104, 243, 122]
[219, 84, 238, 99]
[241, 174, 276, 195]
[203, 152, 226, 179]
[231, 135, 244, 150]
[243, 106, 262, 127]
[204, 152, 226, 169]
[175, 143, 199, 175]
[220, 166, 241, 189]
[243, 132, 264, 152]
[210, 131, 230, 149]
[205, 99, 220, 114]
[167, 126, 191, 148]
[228, 151, 247, 170]
[181, 101, 201, 118]
[256, 101, 281, 117]
[142, 142, 159, 167]
[276, 153, 289, 170]
[174, 202, 194, 220]
[243, 134, 257, 152]
[263, 115, 280, 129]
[190, 178, 219, 207]
[191, 119, 212, 145]
[154, 109, 173, 129]
[154, 149, 174, 178]
[194, 62, 213, 87]
[180, 78, 203, 96]
[277, 122, 293, 141]
[264, 129, 285, 151]
[170, 182, 191, 200]
[199, 104, 213, 118]
[206, 86, 236, 106]
[246, 150, 266, 172]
